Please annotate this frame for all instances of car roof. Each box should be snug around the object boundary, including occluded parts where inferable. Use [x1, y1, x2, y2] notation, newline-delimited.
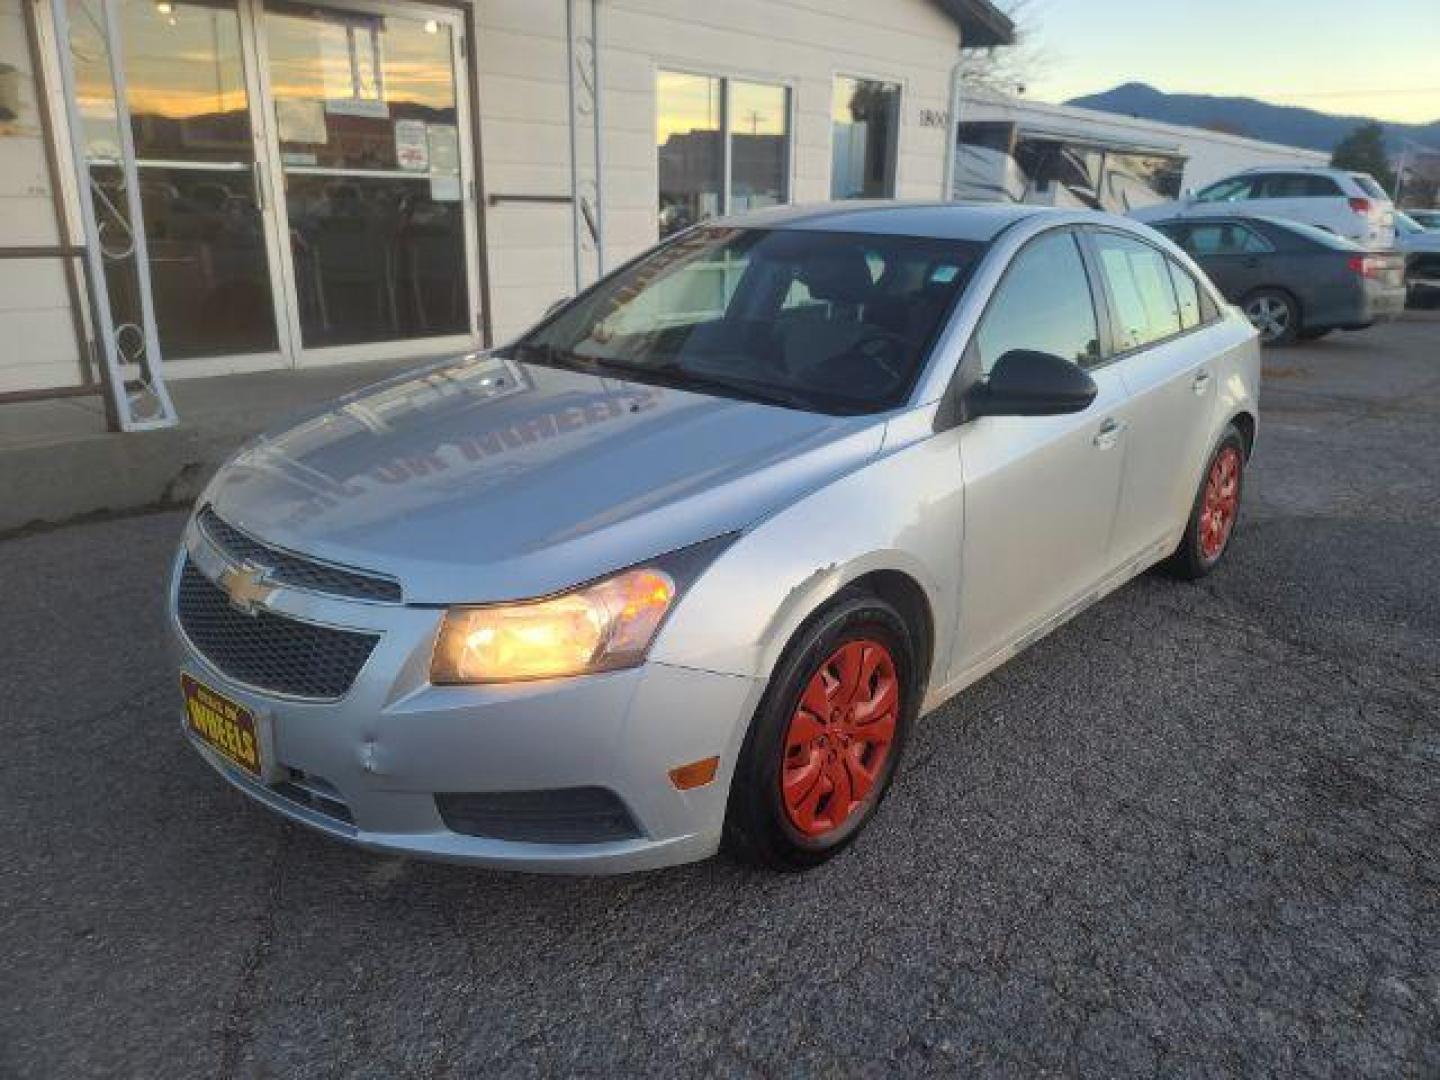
[1237, 165, 1347, 175]
[709, 200, 1072, 242]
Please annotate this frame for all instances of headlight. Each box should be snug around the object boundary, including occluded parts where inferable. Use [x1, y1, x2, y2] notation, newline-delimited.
[431, 568, 678, 684]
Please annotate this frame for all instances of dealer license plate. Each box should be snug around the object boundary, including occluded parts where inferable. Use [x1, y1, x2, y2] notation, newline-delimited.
[181, 673, 263, 778]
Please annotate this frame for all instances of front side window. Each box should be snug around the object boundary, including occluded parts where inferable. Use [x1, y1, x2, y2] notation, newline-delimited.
[519, 228, 982, 415]
[656, 73, 792, 238]
[1093, 233, 1183, 350]
[1194, 177, 1254, 203]
[831, 76, 901, 199]
[974, 231, 1101, 373]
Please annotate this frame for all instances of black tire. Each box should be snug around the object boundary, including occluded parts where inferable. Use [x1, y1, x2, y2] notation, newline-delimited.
[1164, 425, 1247, 580]
[1297, 327, 1332, 341]
[722, 589, 919, 871]
[1242, 288, 1300, 346]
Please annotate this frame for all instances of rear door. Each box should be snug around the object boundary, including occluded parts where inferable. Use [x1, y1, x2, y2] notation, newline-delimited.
[1172, 220, 1274, 302]
[951, 228, 1129, 676]
[1085, 229, 1220, 565]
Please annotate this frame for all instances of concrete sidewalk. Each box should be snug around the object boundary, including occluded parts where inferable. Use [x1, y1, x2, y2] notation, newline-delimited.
[0, 357, 417, 535]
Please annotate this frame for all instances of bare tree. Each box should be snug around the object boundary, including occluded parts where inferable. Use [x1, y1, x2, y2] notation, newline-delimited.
[959, 0, 1047, 98]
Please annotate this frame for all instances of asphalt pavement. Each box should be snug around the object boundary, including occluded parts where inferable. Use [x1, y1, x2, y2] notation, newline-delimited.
[2, 314, 1437, 1078]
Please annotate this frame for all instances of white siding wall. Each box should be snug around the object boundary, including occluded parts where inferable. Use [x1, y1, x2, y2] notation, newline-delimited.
[475, 0, 961, 344]
[0, 0, 84, 395]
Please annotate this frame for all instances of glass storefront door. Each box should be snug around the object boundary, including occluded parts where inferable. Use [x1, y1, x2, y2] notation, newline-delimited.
[259, 1, 476, 355]
[68, 0, 287, 363]
[60, 0, 479, 371]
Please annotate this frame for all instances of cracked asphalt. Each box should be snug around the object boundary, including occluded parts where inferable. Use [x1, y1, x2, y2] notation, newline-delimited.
[2, 313, 1437, 1078]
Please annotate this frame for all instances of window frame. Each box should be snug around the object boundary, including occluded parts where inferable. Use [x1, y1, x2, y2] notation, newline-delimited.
[829, 72, 905, 201]
[1077, 226, 1225, 363]
[653, 66, 795, 239]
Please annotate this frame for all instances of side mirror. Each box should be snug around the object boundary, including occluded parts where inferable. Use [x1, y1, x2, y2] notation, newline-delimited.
[968, 350, 1098, 418]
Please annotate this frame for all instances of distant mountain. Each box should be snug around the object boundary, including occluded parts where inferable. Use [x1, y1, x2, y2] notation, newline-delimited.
[1065, 83, 1440, 156]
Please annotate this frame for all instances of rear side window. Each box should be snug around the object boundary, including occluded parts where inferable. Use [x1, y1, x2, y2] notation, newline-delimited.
[974, 231, 1101, 372]
[1167, 260, 1203, 329]
[1184, 222, 1272, 256]
[1256, 173, 1341, 198]
[1092, 232, 1183, 350]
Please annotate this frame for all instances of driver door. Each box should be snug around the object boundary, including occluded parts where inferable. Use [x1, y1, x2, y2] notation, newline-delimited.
[948, 229, 1131, 681]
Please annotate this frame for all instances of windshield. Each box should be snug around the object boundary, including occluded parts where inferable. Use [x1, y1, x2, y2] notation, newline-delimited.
[1274, 218, 1363, 251]
[515, 227, 984, 415]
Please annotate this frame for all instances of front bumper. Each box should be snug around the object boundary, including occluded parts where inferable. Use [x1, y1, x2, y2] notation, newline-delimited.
[169, 534, 764, 874]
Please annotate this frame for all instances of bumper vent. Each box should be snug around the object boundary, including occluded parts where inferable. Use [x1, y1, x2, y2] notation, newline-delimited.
[198, 507, 402, 603]
[177, 559, 379, 699]
[435, 788, 642, 845]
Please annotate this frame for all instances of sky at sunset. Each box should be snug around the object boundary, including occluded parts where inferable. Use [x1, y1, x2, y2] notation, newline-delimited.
[1019, 0, 1440, 124]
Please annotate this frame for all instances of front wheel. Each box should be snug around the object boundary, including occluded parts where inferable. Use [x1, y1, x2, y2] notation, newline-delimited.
[1164, 426, 1246, 580]
[1243, 289, 1299, 346]
[723, 590, 917, 871]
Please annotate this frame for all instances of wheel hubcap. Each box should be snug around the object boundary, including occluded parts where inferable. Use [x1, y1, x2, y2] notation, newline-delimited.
[1199, 446, 1242, 561]
[1246, 297, 1289, 341]
[780, 639, 899, 839]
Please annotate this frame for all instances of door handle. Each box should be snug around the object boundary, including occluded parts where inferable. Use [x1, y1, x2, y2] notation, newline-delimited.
[1093, 418, 1124, 450]
[1192, 370, 1212, 395]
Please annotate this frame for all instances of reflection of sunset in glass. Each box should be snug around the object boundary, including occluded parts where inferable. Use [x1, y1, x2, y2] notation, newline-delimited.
[72, 0, 248, 123]
[656, 71, 720, 146]
[265, 11, 454, 110]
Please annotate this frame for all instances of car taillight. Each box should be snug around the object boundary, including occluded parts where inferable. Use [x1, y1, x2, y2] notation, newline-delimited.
[1348, 197, 1373, 215]
[1348, 254, 1383, 278]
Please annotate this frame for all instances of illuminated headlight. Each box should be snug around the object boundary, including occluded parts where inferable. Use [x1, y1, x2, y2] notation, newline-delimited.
[431, 568, 679, 684]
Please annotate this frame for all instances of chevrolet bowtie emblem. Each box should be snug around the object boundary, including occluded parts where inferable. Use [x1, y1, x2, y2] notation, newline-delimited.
[220, 561, 277, 616]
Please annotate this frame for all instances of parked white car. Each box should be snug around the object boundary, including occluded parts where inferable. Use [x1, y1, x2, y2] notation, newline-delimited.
[1395, 210, 1440, 302]
[1133, 167, 1396, 248]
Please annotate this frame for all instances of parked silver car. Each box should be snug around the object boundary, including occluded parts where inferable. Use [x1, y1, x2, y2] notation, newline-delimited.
[171, 203, 1260, 873]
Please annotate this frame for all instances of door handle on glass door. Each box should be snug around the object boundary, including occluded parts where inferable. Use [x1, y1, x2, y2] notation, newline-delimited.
[1192, 370, 1212, 395]
[1093, 418, 1124, 450]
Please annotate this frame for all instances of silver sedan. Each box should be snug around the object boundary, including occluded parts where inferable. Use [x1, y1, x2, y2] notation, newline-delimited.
[170, 203, 1260, 873]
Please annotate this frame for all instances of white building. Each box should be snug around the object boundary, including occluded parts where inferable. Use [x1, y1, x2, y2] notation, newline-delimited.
[954, 91, 1329, 214]
[0, 0, 1011, 428]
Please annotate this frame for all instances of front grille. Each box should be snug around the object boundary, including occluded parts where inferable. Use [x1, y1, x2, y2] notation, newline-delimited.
[435, 788, 642, 844]
[198, 507, 402, 603]
[177, 559, 379, 699]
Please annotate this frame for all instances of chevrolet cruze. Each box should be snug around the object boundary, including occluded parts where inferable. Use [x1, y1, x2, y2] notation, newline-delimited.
[171, 203, 1260, 873]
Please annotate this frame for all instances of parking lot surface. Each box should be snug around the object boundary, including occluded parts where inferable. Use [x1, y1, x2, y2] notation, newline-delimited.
[2, 314, 1437, 1078]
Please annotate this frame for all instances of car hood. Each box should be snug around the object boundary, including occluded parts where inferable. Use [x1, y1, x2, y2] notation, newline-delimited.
[202, 352, 886, 604]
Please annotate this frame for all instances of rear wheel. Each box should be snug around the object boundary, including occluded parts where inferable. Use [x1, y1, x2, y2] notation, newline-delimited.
[1243, 289, 1299, 345]
[723, 590, 917, 871]
[1165, 426, 1246, 580]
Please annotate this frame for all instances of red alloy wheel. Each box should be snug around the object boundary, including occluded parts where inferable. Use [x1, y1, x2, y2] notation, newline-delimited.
[1199, 445, 1242, 561]
[780, 639, 900, 839]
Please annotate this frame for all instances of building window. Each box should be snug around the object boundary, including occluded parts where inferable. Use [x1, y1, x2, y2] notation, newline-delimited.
[831, 76, 900, 199]
[656, 71, 791, 238]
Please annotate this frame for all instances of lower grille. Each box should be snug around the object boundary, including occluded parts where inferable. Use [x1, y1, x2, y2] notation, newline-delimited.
[435, 788, 641, 844]
[273, 770, 355, 825]
[176, 559, 379, 699]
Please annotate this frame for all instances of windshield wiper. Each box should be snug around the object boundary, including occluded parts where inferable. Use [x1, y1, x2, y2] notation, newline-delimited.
[637, 363, 822, 412]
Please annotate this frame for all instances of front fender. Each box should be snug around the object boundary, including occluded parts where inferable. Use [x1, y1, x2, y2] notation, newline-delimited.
[650, 415, 963, 692]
